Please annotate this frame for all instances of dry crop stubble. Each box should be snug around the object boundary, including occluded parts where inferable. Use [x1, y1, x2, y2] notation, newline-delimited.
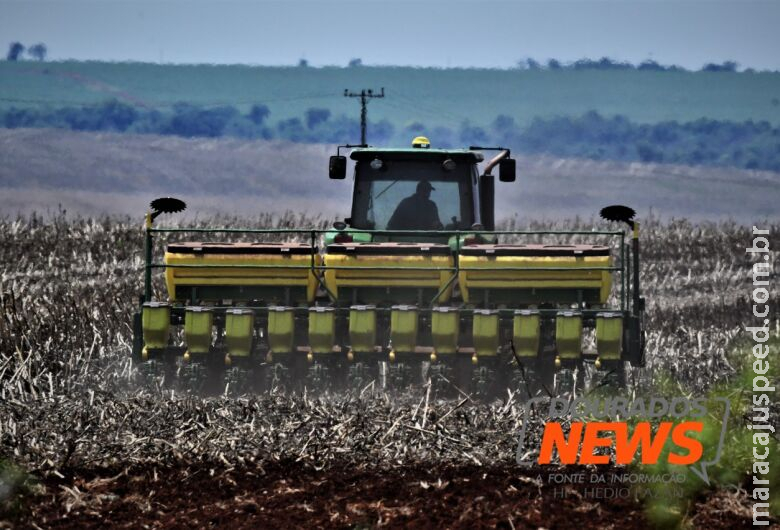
[0, 213, 777, 527]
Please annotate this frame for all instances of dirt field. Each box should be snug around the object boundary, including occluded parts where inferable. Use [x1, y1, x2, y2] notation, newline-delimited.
[0, 214, 778, 528]
[1, 128, 779, 222]
[18, 462, 757, 529]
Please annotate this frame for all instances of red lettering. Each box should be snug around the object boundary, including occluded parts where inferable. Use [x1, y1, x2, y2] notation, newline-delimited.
[538, 422, 583, 464]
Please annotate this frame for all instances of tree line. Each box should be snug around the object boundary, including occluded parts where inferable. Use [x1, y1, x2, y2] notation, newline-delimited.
[6, 42, 47, 61]
[2, 101, 778, 171]
[515, 57, 751, 73]
[4, 42, 769, 73]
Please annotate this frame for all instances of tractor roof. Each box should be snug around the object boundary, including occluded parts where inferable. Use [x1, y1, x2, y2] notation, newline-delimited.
[350, 147, 484, 162]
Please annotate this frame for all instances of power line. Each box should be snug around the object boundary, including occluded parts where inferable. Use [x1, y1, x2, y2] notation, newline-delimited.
[344, 87, 385, 145]
[391, 90, 470, 124]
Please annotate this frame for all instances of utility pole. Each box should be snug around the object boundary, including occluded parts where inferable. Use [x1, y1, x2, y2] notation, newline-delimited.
[344, 87, 385, 145]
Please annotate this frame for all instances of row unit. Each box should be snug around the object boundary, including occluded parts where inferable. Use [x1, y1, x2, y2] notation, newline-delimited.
[142, 303, 625, 361]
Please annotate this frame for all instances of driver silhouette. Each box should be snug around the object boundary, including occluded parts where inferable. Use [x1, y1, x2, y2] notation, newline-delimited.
[386, 180, 443, 230]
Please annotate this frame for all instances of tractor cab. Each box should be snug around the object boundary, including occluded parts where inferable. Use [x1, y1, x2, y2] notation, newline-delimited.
[329, 137, 516, 243]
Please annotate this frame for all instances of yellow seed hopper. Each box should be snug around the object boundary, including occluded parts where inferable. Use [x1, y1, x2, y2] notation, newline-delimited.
[458, 244, 612, 305]
[323, 242, 455, 304]
[164, 242, 320, 304]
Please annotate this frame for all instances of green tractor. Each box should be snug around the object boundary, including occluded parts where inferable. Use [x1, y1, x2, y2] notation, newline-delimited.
[132, 137, 645, 397]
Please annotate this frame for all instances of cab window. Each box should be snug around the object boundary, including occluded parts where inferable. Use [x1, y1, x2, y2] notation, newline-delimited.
[351, 159, 474, 230]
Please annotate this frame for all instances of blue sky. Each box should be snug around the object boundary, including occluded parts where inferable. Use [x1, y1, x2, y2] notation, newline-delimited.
[2, 0, 779, 70]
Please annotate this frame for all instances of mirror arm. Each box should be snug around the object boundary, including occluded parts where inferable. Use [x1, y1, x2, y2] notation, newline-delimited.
[336, 143, 367, 156]
[483, 149, 510, 176]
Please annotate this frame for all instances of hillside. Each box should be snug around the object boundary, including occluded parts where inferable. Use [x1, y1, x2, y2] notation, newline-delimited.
[0, 128, 777, 222]
[2, 61, 779, 129]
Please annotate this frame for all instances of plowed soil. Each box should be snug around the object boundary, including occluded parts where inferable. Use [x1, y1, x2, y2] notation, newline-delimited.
[13, 461, 762, 529]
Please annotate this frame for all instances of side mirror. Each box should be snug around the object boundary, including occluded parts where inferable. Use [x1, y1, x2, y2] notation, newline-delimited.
[329, 155, 347, 179]
[499, 158, 516, 182]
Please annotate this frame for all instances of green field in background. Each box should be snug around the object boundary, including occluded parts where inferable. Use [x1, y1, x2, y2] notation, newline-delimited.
[1, 61, 779, 127]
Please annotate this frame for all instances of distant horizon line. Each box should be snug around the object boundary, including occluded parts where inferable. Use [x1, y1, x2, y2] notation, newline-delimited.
[3, 57, 779, 74]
